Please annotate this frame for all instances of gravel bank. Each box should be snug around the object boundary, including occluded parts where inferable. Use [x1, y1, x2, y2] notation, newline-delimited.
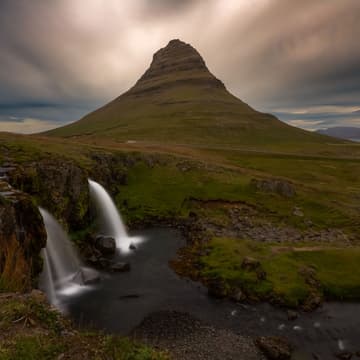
[132, 311, 265, 360]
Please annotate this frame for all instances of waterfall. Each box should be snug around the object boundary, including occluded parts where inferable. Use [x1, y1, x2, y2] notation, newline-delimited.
[39, 208, 96, 307]
[88, 179, 143, 253]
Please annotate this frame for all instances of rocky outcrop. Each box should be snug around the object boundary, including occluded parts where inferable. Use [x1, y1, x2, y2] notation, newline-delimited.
[130, 39, 226, 96]
[8, 159, 90, 230]
[95, 235, 116, 255]
[0, 179, 46, 291]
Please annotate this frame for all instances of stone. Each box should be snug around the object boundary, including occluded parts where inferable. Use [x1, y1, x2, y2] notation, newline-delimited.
[293, 206, 304, 217]
[72, 268, 100, 285]
[241, 257, 261, 271]
[287, 310, 298, 321]
[110, 262, 131, 272]
[231, 289, 245, 302]
[81, 267, 100, 285]
[335, 351, 353, 360]
[255, 336, 292, 360]
[95, 235, 116, 255]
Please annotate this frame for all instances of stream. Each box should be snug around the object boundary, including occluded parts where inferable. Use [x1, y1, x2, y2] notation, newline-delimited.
[61, 228, 360, 359]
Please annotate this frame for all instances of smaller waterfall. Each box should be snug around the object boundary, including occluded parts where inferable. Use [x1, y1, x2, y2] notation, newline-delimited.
[88, 179, 143, 254]
[39, 208, 97, 307]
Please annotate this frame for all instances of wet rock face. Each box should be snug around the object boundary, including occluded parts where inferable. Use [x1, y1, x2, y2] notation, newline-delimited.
[95, 235, 116, 255]
[9, 159, 90, 230]
[0, 184, 46, 291]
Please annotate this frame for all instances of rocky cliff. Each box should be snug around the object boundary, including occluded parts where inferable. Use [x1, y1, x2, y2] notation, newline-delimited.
[0, 177, 46, 291]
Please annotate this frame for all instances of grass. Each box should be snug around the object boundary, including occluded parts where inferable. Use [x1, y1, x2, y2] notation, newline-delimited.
[1, 124, 360, 306]
[200, 237, 360, 307]
[0, 295, 168, 360]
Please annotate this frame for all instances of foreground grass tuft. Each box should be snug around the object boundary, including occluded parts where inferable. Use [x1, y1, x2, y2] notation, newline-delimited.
[0, 294, 168, 360]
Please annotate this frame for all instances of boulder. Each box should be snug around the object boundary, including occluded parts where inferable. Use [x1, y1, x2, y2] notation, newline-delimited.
[81, 268, 100, 285]
[72, 268, 100, 285]
[231, 288, 245, 302]
[287, 310, 298, 321]
[110, 262, 131, 272]
[95, 235, 116, 255]
[255, 336, 292, 360]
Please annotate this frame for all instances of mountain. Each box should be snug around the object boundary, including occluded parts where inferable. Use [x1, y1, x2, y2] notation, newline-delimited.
[46, 39, 331, 147]
[317, 127, 360, 141]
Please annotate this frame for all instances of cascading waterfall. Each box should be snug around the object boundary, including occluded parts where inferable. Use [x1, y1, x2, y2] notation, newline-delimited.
[88, 179, 143, 253]
[39, 208, 96, 307]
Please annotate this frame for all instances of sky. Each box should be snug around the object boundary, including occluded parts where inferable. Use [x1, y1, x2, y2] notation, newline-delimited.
[0, 0, 359, 134]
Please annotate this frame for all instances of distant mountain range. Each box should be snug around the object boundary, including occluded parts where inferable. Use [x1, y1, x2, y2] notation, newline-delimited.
[46, 39, 339, 147]
[317, 127, 360, 141]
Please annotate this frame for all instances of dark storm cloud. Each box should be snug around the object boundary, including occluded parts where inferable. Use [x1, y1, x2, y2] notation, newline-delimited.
[0, 0, 359, 133]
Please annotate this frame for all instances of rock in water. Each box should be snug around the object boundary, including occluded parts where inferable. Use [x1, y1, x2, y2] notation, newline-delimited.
[287, 310, 298, 321]
[335, 351, 353, 360]
[72, 268, 100, 285]
[95, 235, 116, 255]
[110, 262, 131, 272]
[255, 336, 292, 360]
[81, 268, 100, 285]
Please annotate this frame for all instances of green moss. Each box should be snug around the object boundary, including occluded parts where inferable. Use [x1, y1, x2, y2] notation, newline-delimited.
[104, 337, 168, 360]
[0, 296, 168, 360]
[0, 336, 65, 360]
[200, 238, 360, 306]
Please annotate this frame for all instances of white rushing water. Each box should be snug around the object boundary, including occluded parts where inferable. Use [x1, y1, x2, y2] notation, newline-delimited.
[39, 208, 94, 307]
[88, 179, 143, 254]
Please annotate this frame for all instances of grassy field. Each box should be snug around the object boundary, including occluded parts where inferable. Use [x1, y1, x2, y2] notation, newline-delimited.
[200, 238, 360, 307]
[1, 131, 360, 306]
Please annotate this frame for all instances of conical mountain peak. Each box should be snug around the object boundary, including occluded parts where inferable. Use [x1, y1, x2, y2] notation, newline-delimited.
[129, 39, 225, 95]
[47, 39, 311, 148]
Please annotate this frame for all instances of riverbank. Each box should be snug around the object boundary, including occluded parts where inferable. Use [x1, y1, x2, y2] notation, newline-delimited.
[0, 292, 168, 360]
[132, 311, 265, 360]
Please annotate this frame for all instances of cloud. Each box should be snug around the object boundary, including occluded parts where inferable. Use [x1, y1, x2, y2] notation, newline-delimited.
[0, 0, 359, 133]
[0, 118, 67, 134]
[286, 119, 325, 131]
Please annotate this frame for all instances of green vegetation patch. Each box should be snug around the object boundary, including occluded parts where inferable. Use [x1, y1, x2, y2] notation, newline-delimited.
[200, 237, 360, 307]
[116, 161, 252, 222]
[0, 295, 168, 360]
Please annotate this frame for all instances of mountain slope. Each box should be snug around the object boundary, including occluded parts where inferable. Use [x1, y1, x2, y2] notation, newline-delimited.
[46, 39, 334, 147]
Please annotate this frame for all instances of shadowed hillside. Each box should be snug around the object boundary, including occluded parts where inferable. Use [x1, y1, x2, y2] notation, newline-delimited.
[46, 39, 334, 148]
